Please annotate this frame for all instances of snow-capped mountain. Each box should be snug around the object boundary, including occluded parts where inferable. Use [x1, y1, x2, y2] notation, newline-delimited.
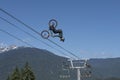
[0, 47, 120, 80]
[0, 45, 18, 53]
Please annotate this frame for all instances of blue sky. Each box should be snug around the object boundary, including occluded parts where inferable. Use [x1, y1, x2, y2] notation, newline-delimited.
[0, 0, 120, 59]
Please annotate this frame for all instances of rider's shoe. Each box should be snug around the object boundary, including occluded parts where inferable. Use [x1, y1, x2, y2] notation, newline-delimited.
[60, 38, 65, 42]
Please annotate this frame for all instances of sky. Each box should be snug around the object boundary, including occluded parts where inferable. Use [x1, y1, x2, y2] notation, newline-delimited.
[0, 0, 120, 59]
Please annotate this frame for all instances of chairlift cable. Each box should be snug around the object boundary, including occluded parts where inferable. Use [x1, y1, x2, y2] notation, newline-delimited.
[0, 29, 33, 47]
[0, 16, 71, 58]
[0, 8, 79, 59]
[48, 39, 79, 59]
[0, 16, 51, 49]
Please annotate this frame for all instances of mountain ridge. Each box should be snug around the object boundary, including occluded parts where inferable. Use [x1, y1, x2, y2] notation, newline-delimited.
[0, 47, 120, 80]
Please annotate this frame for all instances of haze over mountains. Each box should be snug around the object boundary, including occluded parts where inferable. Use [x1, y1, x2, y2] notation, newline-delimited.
[0, 47, 120, 80]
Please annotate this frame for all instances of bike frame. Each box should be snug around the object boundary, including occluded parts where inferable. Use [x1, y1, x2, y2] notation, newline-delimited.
[49, 30, 60, 38]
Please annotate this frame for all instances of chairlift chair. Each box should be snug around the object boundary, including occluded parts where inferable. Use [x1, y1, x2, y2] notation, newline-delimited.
[59, 61, 71, 79]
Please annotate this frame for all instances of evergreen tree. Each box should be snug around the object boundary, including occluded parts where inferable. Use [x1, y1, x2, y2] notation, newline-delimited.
[7, 62, 35, 80]
[11, 66, 21, 80]
[6, 76, 10, 80]
[21, 68, 24, 80]
[22, 62, 35, 80]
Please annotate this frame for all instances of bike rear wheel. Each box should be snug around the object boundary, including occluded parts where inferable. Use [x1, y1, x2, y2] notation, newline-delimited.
[41, 30, 50, 39]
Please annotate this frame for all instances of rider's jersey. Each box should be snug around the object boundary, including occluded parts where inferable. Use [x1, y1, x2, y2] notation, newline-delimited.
[49, 25, 55, 30]
[49, 25, 62, 34]
[49, 25, 57, 33]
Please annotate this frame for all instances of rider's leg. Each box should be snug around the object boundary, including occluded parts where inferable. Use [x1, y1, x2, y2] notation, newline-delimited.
[53, 29, 63, 37]
[57, 29, 65, 42]
[52, 29, 65, 42]
[59, 31, 63, 38]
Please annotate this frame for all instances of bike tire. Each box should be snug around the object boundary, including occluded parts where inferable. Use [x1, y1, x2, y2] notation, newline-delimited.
[41, 30, 50, 39]
[48, 19, 58, 28]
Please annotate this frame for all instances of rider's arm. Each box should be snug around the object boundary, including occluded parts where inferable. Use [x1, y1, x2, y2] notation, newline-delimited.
[49, 25, 55, 30]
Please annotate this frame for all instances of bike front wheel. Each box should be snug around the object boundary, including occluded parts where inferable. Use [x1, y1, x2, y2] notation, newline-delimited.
[49, 19, 58, 28]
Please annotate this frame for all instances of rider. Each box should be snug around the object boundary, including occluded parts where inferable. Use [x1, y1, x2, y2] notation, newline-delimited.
[49, 23, 65, 42]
